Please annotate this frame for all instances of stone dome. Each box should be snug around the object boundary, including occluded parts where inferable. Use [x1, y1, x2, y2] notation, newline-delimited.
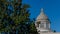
[36, 8, 48, 20]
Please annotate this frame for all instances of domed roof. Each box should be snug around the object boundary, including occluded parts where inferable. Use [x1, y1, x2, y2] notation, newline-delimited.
[36, 8, 48, 20]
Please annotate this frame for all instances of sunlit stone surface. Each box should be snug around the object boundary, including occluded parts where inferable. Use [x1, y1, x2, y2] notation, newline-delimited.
[35, 8, 60, 34]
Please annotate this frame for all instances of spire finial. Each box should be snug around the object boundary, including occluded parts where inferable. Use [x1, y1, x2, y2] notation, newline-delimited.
[40, 8, 44, 14]
[41, 8, 44, 12]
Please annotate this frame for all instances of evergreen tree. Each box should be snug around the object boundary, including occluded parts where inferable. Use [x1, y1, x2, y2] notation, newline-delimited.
[0, 0, 38, 34]
[28, 19, 38, 34]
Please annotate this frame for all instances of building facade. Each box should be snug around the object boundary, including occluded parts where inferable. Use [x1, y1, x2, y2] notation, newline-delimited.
[35, 8, 60, 34]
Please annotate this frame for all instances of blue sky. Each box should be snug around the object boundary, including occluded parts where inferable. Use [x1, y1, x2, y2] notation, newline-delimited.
[22, 0, 60, 32]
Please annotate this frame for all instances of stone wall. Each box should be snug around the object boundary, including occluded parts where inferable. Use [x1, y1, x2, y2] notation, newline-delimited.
[40, 33, 60, 34]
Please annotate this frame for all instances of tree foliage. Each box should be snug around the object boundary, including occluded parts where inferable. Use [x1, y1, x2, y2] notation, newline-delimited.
[0, 0, 38, 34]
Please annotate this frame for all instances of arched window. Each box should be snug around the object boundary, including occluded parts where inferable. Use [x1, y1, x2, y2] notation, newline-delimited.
[40, 23, 44, 28]
[46, 23, 49, 29]
[37, 21, 41, 27]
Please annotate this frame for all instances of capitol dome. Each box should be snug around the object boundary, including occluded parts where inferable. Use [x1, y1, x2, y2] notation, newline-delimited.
[36, 8, 48, 20]
[35, 8, 52, 34]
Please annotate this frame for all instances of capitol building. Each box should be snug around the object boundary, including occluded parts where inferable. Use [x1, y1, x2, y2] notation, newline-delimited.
[35, 8, 60, 34]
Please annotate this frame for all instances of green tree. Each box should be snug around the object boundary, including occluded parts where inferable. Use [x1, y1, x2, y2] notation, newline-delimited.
[29, 19, 38, 34]
[0, 0, 38, 34]
[9, 0, 30, 34]
[0, 0, 12, 33]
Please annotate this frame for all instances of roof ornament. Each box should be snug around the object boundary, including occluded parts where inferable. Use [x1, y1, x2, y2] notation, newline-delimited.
[36, 8, 48, 20]
[41, 8, 43, 12]
[40, 8, 44, 14]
